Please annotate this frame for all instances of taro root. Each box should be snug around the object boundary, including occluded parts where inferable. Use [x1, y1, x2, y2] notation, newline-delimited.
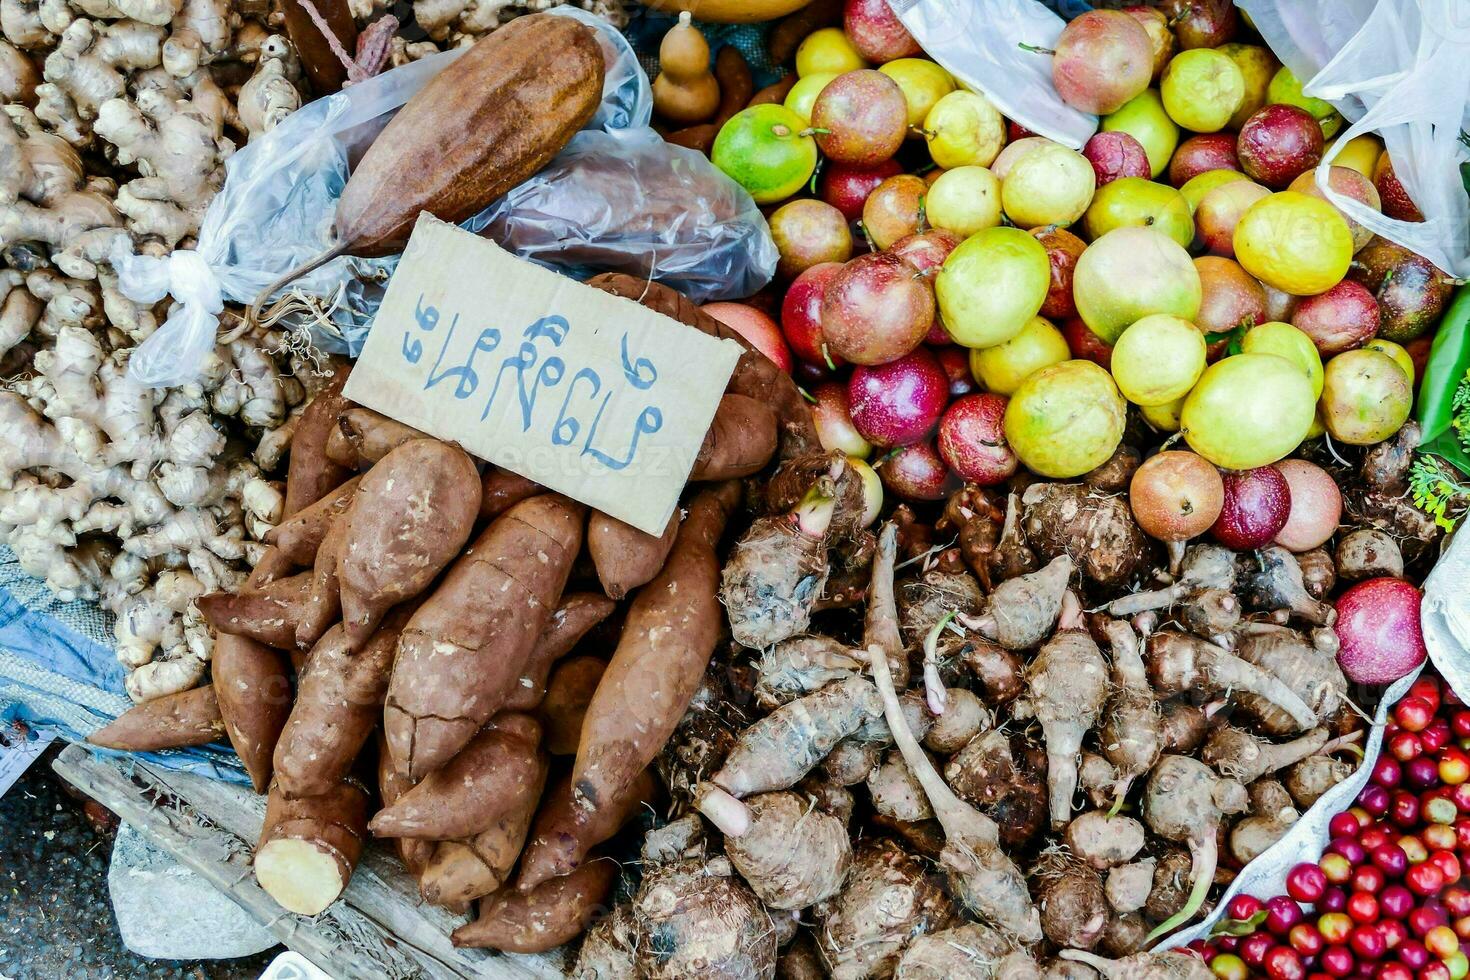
[1021, 483, 1152, 589]
[1336, 527, 1404, 581]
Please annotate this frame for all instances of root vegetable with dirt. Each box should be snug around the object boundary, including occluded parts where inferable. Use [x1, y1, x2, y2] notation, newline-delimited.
[1140, 755, 1249, 941]
[1019, 590, 1109, 828]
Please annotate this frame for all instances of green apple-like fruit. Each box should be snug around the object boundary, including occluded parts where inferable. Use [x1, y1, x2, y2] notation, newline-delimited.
[1073, 226, 1201, 343]
[1004, 360, 1127, 478]
[936, 227, 1050, 349]
[1320, 348, 1412, 445]
[1181, 352, 1316, 468]
[1083, 176, 1193, 246]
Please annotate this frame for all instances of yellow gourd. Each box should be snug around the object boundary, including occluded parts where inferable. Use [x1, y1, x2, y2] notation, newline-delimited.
[653, 12, 721, 124]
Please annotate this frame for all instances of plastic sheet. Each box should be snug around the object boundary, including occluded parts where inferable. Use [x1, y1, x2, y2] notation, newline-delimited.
[1241, 0, 1470, 279]
[888, 0, 1098, 148]
[114, 7, 773, 387]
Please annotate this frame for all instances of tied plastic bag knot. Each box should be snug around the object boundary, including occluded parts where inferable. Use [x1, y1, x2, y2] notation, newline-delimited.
[112, 242, 228, 389]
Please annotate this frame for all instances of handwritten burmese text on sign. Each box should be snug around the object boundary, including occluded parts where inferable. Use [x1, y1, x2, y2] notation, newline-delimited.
[344, 215, 743, 534]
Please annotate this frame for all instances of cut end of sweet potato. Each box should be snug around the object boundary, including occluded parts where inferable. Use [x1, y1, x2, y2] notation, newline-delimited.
[254, 838, 349, 916]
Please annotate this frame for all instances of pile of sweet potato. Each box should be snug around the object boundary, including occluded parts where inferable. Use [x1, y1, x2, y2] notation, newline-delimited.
[88, 275, 821, 950]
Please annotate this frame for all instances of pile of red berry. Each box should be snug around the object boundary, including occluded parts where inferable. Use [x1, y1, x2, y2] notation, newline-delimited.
[1194, 674, 1470, 980]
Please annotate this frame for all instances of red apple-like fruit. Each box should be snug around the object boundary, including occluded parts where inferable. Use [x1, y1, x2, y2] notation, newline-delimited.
[1169, 133, 1240, 187]
[843, 0, 921, 63]
[811, 70, 909, 167]
[934, 345, 977, 397]
[1195, 179, 1271, 257]
[1129, 450, 1224, 542]
[1033, 226, 1088, 320]
[1161, 0, 1238, 49]
[848, 347, 949, 447]
[781, 262, 847, 368]
[1051, 10, 1154, 115]
[822, 252, 935, 365]
[811, 382, 872, 458]
[1273, 459, 1342, 552]
[1373, 153, 1424, 223]
[1195, 256, 1267, 342]
[702, 302, 793, 372]
[1212, 465, 1292, 549]
[770, 199, 854, 280]
[1008, 120, 1037, 142]
[1062, 317, 1113, 369]
[880, 440, 959, 501]
[1124, 6, 1174, 78]
[892, 228, 962, 343]
[1350, 237, 1455, 343]
[1291, 280, 1379, 355]
[1237, 104, 1324, 188]
[821, 159, 905, 223]
[863, 174, 928, 250]
[1083, 131, 1152, 186]
[938, 393, 1017, 484]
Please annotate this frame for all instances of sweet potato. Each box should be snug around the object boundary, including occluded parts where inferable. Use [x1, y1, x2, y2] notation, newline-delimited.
[284, 367, 352, 517]
[196, 572, 313, 650]
[370, 714, 546, 840]
[293, 515, 344, 652]
[501, 593, 616, 714]
[768, 0, 842, 63]
[282, 0, 356, 94]
[385, 493, 584, 779]
[588, 274, 819, 458]
[478, 468, 543, 521]
[587, 509, 679, 601]
[690, 394, 778, 481]
[572, 481, 740, 811]
[274, 606, 416, 799]
[324, 408, 426, 469]
[255, 774, 370, 916]
[517, 768, 657, 892]
[540, 656, 606, 755]
[338, 439, 481, 648]
[419, 755, 550, 907]
[264, 475, 361, 568]
[213, 553, 295, 792]
[451, 859, 617, 952]
[88, 685, 225, 752]
[375, 733, 435, 885]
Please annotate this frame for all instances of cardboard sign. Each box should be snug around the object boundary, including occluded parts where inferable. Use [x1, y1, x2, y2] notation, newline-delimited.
[344, 215, 744, 535]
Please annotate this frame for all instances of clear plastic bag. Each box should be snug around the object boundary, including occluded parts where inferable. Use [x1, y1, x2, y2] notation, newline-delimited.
[115, 7, 774, 387]
[887, 0, 1098, 148]
[1241, 0, 1470, 278]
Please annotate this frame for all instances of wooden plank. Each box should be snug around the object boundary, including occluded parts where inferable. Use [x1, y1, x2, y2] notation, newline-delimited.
[53, 745, 571, 980]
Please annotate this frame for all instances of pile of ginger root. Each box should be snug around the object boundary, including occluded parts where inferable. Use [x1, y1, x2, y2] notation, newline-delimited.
[561, 431, 1425, 979]
[0, 0, 636, 701]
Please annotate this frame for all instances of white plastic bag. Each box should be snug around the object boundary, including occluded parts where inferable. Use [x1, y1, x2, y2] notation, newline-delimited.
[115, 7, 774, 388]
[887, 0, 1097, 148]
[1241, 0, 1470, 278]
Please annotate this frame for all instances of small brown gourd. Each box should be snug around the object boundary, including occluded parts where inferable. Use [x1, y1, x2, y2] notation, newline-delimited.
[653, 12, 721, 124]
